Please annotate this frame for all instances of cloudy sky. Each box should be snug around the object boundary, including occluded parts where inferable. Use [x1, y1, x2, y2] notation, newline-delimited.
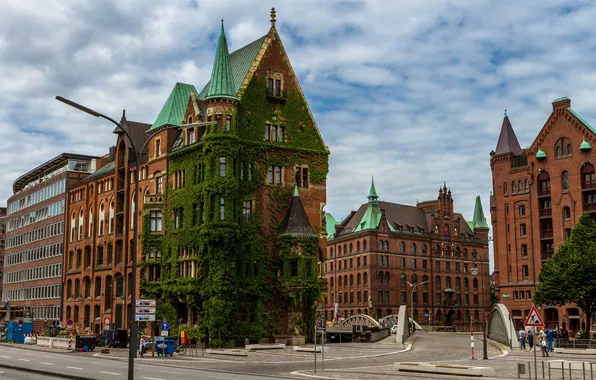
[2, 0, 596, 266]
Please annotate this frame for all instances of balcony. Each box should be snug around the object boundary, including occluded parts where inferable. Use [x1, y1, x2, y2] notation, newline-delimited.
[582, 181, 596, 191]
[541, 250, 554, 263]
[539, 208, 552, 218]
[144, 194, 164, 205]
[583, 203, 596, 212]
[538, 188, 551, 197]
[540, 229, 553, 239]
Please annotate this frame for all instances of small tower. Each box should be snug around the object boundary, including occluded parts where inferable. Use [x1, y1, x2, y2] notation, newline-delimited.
[355, 177, 383, 232]
[472, 195, 490, 244]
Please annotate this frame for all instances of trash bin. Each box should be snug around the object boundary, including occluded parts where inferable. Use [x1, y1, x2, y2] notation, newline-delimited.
[156, 339, 176, 357]
[76, 335, 96, 352]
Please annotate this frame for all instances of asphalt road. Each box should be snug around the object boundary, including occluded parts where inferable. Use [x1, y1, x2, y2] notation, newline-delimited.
[0, 346, 291, 380]
[0, 367, 63, 380]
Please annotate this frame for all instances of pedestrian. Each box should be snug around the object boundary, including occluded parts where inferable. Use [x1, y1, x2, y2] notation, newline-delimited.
[541, 336, 549, 357]
[546, 329, 554, 352]
[519, 327, 526, 350]
[139, 335, 146, 358]
[527, 330, 534, 350]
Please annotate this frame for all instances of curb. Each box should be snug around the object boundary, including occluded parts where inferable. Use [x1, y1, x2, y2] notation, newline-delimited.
[0, 343, 75, 355]
[0, 363, 96, 380]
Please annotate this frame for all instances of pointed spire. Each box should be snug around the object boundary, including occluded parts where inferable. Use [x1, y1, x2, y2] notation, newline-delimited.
[278, 186, 315, 237]
[294, 183, 299, 197]
[367, 176, 378, 204]
[206, 20, 238, 101]
[472, 196, 489, 229]
[270, 7, 276, 28]
[495, 111, 522, 155]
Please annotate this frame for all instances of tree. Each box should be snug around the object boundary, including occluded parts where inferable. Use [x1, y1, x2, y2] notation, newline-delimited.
[534, 213, 596, 336]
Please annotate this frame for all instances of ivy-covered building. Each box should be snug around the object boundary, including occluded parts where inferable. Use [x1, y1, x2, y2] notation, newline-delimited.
[141, 9, 328, 346]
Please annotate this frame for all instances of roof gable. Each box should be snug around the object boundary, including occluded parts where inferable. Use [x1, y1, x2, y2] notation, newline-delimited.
[149, 82, 198, 133]
[278, 187, 316, 237]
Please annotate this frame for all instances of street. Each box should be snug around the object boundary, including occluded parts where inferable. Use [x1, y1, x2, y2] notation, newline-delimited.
[0, 367, 63, 380]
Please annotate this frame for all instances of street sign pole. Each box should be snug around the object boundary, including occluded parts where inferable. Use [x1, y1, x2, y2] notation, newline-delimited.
[314, 330, 317, 374]
[322, 330, 325, 370]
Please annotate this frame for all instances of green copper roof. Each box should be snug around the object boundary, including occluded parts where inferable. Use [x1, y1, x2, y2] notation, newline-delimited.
[149, 82, 198, 132]
[199, 35, 267, 100]
[568, 108, 596, 135]
[472, 196, 489, 229]
[293, 183, 299, 197]
[367, 177, 379, 203]
[206, 21, 238, 100]
[536, 149, 546, 159]
[325, 213, 341, 241]
[467, 221, 475, 230]
[552, 96, 570, 103]
[581, 139, 592, 151]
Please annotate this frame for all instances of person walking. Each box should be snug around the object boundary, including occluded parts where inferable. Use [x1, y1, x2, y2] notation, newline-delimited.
[519, 327, 526, 350]
[540, 336, 549, 357]
[139, 335, 146, 358]
[527, 330, 535, 350]
[546, 329, 554, 352]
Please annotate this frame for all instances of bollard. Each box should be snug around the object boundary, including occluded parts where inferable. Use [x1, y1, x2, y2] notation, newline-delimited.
[591, 363, 593, 380]
[548, 361, 551, 380]
[542, 361, 545, 379]
[583, 362, 586, 380]
[563, 362, 565, 380]
[570, 362, 573, 380]
[529, 361, 532, 380]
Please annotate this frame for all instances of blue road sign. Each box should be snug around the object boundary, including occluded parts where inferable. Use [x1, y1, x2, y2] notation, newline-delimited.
[160, 321, 170, 331]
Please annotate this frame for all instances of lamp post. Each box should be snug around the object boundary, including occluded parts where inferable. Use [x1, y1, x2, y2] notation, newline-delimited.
[56, 96, 214, 380]
[406, 280, 429, 334]
[471, 249, 488, 360]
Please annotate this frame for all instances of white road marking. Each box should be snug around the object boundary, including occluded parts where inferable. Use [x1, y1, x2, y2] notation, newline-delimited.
[141, 377, 167, 380]
[40, 362, 54, 366]
[160, 371, 183, 375]
[18, 359, 29, 362]
[100, 371, 121, 376]
[207, 376, 233, 380]
[67, 366, 83, 370]
[0, 355, 9, 358]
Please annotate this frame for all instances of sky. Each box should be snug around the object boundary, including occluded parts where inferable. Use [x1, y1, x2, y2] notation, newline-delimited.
[2, 0, 596, 268]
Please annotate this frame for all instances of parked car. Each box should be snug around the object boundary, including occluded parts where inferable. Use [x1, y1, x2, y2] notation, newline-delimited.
[96, 329, 128, 348]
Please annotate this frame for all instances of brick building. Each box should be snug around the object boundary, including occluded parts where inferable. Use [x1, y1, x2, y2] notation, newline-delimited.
[62, 115, 172, 332]
[0, 207, 6, 306]
[140, 9, 328, 345]
[322, 180, 490, 327]
[491, 97, 596, 333]
[2, 154, 98, 327]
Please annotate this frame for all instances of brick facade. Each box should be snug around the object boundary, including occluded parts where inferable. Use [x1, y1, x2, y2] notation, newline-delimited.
[323, 183, 490, 327]
[491, 97, 596, 333]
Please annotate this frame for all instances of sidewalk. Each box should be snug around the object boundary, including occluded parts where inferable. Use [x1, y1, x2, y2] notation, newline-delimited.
[0, 342, 82, 355]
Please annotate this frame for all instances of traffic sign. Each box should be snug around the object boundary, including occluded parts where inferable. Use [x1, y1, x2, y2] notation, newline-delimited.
[524, 305, 545, 327]
[104, 318, 111, 325]
[67, 319, 73, 326]
[18, 319, 23, 326]
[161, 321, 170, 331]
[135, 315, 156, 322]
[136, 299, 156, 307]
[135, 307, 156, 314]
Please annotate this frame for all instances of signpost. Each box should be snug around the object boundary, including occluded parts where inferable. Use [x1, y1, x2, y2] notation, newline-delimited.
[135, 299, 156, 322]
[524, 305, 545, 380]
[104, 317, 111, 330]
[316, 318, 326, 371]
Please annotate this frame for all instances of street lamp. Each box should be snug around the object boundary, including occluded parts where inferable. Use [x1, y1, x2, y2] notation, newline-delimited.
[470, 249, 488, 360]
[406, 280, 429, 335]
[56, 96, 213, 380]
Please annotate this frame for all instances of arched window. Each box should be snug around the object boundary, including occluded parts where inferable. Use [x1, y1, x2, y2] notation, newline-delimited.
[455, 247, 460, 257]
[503, 182, 508, 195]
[567, 142, 572, 156]
[329, 247, 334, 258]
[108, 200, 115, 234]
[422, 244, 427, 255]
[518, 180, 523, 191]
[330, 276, 334, 289]
[338, 245, 342, 255]
[400, 273, 406, 288]
[456, 277, 461, 289]
[154, 171, 163, 194]
[563, 206, 571, 220]
[446, 276, 451, 288]
[98, 202, 105, 236]
[385, 272, 390, 285]
[343, 244, 347, 255]
[78, 208, 84, 240]
[364, 272, 368, 285]
[435, 276, 441, 289]
[412, 274, 418, 284]
[350, 274, 354, 286]
[555, 137, 572, 158]
[363, 240, 367, 251]
[74, 278, 80, 298]
[349, 243, 353, 253]
[356, 241, 361, 252]
[422, 275, 428, 289]
[70, 211, 76, 242]
[473, 278, 478, 290]
[399, 242, 405, 252]
[525, 179, 529, 189]
[339, 276, 342, 287]
[464, 277, 469, 289]
[88, 206, 93, 238]
[562, 171, 569, 190]
[66, 279, 72, 298]
[344, 275, 347, 287]
[378, 272, 383, 286]
[130, 191, 136, 229]
[463, 248, 468, 258]
[556, 145, 561, 157]
[357, 273, 361, 285]
[411, 243, 416, 254]
[446, 246, 451, 257]
[512, 181, 516, 192]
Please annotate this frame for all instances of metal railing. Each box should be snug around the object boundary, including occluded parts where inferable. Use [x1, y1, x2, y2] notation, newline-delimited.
[518, 360, 596, 380]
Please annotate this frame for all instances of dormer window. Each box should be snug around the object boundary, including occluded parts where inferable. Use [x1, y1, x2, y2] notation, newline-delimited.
[267, 73, 284, 98]
[187, 129, 195, 144]
[555, 137, 572, 158]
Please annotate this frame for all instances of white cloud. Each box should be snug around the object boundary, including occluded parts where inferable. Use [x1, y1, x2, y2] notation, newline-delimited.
[3, 0, 596, 269]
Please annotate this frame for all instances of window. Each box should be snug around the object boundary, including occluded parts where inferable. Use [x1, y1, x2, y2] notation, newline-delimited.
[555, 137, 572, 158]
[150, 210, 163, 232]
[520, 224, 526, 237]
[422, 244, 427, 255]
[174, 208, 183, 229]
[522, 265, 529, 278]
[563, 206, 571, 220]
[219, 157, 226, 177]
[565, 228, 572, 240]
[225, 115, 231, 131]
[267, 78, 274, 95]
[503, 182, 508, 195]
[275, 79, 281, 96]
[435, 261, 440, 272]
[187, 129, 195, 144]
[220, 198, 225, 220]
[295, 166, 309, 188]
[291, 260, 298, 277]
[519, 205, 525, 217]
[411, 259, 417, 270]
[155, 174, 163, 194]
[155, 139, 161, 157]
[278, 126, 284, 142]
[400, 258, 406, 269]
[268, 166, 282, 184]
[512, 181, 516, 192]
[521, 244, 528, 257]
[243, 201, 252, 221]
[399, 242, 405, 252]
[562, 171, 569, 190]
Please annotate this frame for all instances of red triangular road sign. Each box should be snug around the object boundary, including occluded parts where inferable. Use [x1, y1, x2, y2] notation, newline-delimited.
[524, 305, 545, 327]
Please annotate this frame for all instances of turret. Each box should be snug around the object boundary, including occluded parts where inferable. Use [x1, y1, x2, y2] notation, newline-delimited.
[472, 195, 489, 243]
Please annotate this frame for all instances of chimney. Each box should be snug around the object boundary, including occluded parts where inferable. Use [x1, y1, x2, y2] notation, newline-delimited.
[552, 96, 571, 110]
[109, 146, 116, 162]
